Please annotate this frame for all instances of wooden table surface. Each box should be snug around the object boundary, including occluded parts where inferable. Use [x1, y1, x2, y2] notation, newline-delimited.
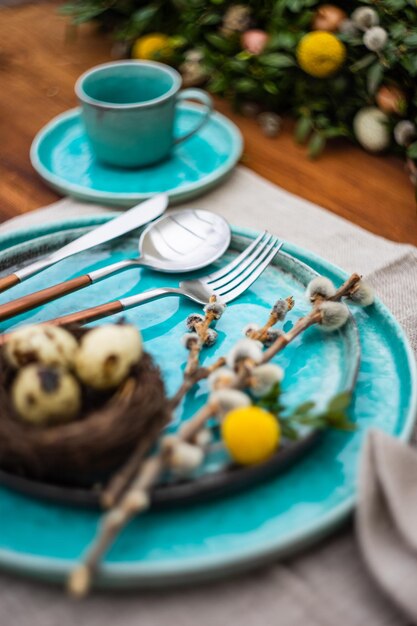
[1, 0, 416, 244]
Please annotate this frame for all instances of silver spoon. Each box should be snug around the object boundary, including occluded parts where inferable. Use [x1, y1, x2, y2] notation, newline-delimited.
[0, 210, 231, 322]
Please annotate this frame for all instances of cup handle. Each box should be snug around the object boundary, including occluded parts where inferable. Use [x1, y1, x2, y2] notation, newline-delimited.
[174, 89, 213, 145]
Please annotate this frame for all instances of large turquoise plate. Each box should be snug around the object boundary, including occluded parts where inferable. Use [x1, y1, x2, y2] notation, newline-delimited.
[30, 105, 243, 206]
[0, 217, 415, 588]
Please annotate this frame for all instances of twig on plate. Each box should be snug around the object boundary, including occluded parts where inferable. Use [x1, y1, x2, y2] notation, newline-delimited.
[246, 296, 295, 343]
[68, 400, 219, 598]
[169, 295, 225, 409]
[101, 411, 170, 509]
[329, 273, 361, 301]
[102, 296, 224, 508]
[261, 273, 362, 362]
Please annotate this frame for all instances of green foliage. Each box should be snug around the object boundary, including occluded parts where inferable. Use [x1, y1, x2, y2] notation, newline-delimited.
[62, 0, 417, 172]
[257, 383, 355, 439]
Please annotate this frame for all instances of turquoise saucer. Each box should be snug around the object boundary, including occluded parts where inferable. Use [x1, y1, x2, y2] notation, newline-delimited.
[30, 105, 243, 206]
[0, 218, 415, 588]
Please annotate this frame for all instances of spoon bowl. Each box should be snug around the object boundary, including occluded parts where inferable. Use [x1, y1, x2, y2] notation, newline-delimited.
[136, 209, 231, 272]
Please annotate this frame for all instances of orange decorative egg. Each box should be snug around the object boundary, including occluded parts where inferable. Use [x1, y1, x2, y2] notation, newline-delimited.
[312, 5, 347, 32]
[376, 85, 407, 116]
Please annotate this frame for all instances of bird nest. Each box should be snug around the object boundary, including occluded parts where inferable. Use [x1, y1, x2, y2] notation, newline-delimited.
[0, 327, 169, 487]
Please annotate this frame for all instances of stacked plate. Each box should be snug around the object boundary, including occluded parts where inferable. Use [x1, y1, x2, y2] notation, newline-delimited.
[0, 216, 414, 587]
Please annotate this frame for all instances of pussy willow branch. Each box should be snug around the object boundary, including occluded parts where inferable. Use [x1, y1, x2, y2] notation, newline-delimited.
[168, 295, 226, 409]
[101, 413, 169, 509]
[248, 296, 295, 343]
[328, 273, 361, 302]
[71, 273, 362, 595]
[168, 357, 226, 410]
[261, 309, 322, 362]
[68, 400, 218, 598]
[102, 296, 221, 508]
[262, 273, 361, 362]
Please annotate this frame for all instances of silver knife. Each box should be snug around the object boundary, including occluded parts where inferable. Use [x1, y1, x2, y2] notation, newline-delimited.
[0, 194, 168, 294]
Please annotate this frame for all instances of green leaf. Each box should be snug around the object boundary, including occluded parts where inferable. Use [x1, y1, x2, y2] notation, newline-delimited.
[323, 127, 349, 139]
[327, 392, 351, 413]
[324, 410, 356, 431]
[266, 32, 297, 51]
[295, 116, 313, 144]
[286, 0, 303, 12]
[407, 142, 417, 159]
[350, 53, 376, 73]
[235, 50, 253, 61]
[367, 63, 384, 95]
[308, 133, 326, 159]
[404, 33, 417, 47]
[62, 5, 108, 23]
[205, 33, 234, 53]
[259, 53, 295, 68]
[280, 421, 299, 440]
[390, 23, 407, 39]
[257, 382, 284, 414]
[234, 78, 258, 93]
[264, 80, 279, 94]
[132, 5, 159, 28]
[227, 59, 248, 72]
[207, 74, 227, 93]
[384, 0, 407, 9]
[199, 12, 221, 26]
[294, 401, 315, 415]
[401, 54, 417, 77]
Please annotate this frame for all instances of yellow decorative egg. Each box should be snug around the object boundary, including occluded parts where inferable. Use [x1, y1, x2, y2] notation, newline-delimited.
[131, 33, 171, 61]
[221, 406, 280, 465]
[296, 31, 346, 78]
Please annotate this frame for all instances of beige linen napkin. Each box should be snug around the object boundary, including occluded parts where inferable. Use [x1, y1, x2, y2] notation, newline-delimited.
[358, 429, 417, 622]
[0, 166, 416, 626]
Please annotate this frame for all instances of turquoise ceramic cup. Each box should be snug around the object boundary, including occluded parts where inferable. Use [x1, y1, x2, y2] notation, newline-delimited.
[75, 60, 213, 168]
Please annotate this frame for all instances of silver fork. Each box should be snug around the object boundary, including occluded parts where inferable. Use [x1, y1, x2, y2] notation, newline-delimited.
[42, 232, 282, 328]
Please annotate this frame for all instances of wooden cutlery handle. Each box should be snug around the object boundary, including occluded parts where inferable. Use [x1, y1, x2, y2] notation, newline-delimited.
[0, 274, 93, 322]
[0, 274, 20, 294]
[0, 300, 123, 346]
[47, 300, 124, 327]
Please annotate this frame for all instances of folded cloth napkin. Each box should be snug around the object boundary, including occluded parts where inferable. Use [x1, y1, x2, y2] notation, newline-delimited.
[0, 166, 416, 626]
[358, 429, 417, 622]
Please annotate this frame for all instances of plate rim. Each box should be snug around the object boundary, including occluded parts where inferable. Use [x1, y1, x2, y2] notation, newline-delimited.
[30, 105, 243, 204]
[0, 217, 415, 586]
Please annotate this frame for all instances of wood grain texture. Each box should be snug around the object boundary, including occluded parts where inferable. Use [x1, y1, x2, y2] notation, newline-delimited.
[0, 1, 416, 243]
[0, 274, 92, 321]
[0, 274, 20, 294]
[47, 300, 124, 327]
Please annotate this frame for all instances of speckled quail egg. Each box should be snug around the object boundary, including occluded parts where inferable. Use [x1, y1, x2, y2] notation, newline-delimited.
[4, 324, 78, 369]
[11, 364, 81, 425]
[74, 324, 143, 390]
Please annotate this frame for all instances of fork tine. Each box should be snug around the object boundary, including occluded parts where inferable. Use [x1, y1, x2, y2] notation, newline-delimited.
[205, 231, 268, 282]
[207, 233, 275, 289]
[215, 241, 283, 304]
[214, 237, 279, 296]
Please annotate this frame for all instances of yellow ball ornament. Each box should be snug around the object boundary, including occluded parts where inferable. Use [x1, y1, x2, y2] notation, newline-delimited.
[296, 31, 346, 78]
[221, 406, 280, 465]
[131, 33, 171, 61]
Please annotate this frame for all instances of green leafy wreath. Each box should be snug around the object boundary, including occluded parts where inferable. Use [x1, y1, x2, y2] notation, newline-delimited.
[63, 0, 417, 187]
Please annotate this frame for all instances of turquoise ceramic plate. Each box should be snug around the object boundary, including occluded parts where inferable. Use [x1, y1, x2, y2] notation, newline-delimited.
[0, 218, 415, 588]
[30, 105, 243, 206]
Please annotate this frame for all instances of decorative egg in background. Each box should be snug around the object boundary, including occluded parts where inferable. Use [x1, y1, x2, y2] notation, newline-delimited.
[241, 29, 269, 55]
[312, 4, 347, 32]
